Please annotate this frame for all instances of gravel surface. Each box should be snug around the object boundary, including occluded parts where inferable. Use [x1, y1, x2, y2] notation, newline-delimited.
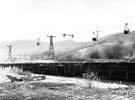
[0, 75, 134, 100]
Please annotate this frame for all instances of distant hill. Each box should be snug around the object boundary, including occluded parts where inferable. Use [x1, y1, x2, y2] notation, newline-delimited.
[0, 30, 135, 58]
[0, 39, 87, 56]
[68, 30, 135, 53]
[57, 30, 135, 60]
[54, 39, 86, 53]
[0, 40, 49, 56]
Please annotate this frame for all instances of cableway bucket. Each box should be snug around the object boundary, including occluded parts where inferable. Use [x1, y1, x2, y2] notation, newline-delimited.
[37, 38, 41, 46]
[124, 23, 130, 34]
[124, 30, 130, 34]
[92, 38, 97, 41]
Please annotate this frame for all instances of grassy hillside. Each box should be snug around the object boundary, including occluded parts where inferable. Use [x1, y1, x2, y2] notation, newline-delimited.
[0, 30, 135, 58]
[55, 30, 135, 60]
[69, 30, 135, 53]
[0, 39, 85, 56]
[0, 40, 49, 56]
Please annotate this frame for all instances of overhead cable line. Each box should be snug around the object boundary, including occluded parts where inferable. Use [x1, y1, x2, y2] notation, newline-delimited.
[36, 22, 135, 40]
[66, 22, 135, 35]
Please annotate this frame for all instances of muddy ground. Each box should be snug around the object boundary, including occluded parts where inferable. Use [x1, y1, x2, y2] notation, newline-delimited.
[0, 76, 135, 100]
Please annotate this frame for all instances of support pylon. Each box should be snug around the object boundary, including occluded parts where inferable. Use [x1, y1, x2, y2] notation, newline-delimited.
[7, 45, 13, 62]
[47, 35, 56, 59]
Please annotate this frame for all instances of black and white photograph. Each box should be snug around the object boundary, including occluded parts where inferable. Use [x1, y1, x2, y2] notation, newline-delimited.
[0, 0, 135, 99]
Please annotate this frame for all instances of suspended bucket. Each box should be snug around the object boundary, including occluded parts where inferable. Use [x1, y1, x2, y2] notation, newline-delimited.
[124, 30, 130, 34]
[37, 38, 41, 46]
[63, 34, 66, 38]
[124, 23, 130, 34]
[92, 38, 97, 41]
[92, 31, 98, 41]
[71, 35, 74, 39]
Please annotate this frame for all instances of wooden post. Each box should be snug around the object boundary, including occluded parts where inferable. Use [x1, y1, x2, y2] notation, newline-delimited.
[64, 65, 66, 76]
[56, 63, 58, 75]
[109, 66, 112, 79]
[126, 65, 128, 81]
[73, 65, 75, 77]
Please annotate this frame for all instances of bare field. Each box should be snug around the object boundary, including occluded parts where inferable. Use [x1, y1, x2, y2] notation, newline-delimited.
[0, 75, 135, 100]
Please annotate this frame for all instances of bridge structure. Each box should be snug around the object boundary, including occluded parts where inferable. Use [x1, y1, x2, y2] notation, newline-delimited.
[0, 60, 135, 82]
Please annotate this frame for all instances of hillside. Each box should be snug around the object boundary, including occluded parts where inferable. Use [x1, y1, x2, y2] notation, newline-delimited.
[54, 39, 86, 53]
[0, 40, 48, 56]
[57, 30, 135, 60]
[0, 39, 86, 56]
[69, 30, 135, 53]
[0, 30, 135, 57]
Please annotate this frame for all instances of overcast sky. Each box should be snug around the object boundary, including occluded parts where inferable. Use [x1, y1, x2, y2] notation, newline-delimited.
[0, 0, 135, 42]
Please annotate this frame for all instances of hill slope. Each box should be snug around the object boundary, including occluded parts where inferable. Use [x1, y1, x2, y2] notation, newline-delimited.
[69, 30, 135, 53]
[0, 30, 135, 57]
[0, 39, 86, 56]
